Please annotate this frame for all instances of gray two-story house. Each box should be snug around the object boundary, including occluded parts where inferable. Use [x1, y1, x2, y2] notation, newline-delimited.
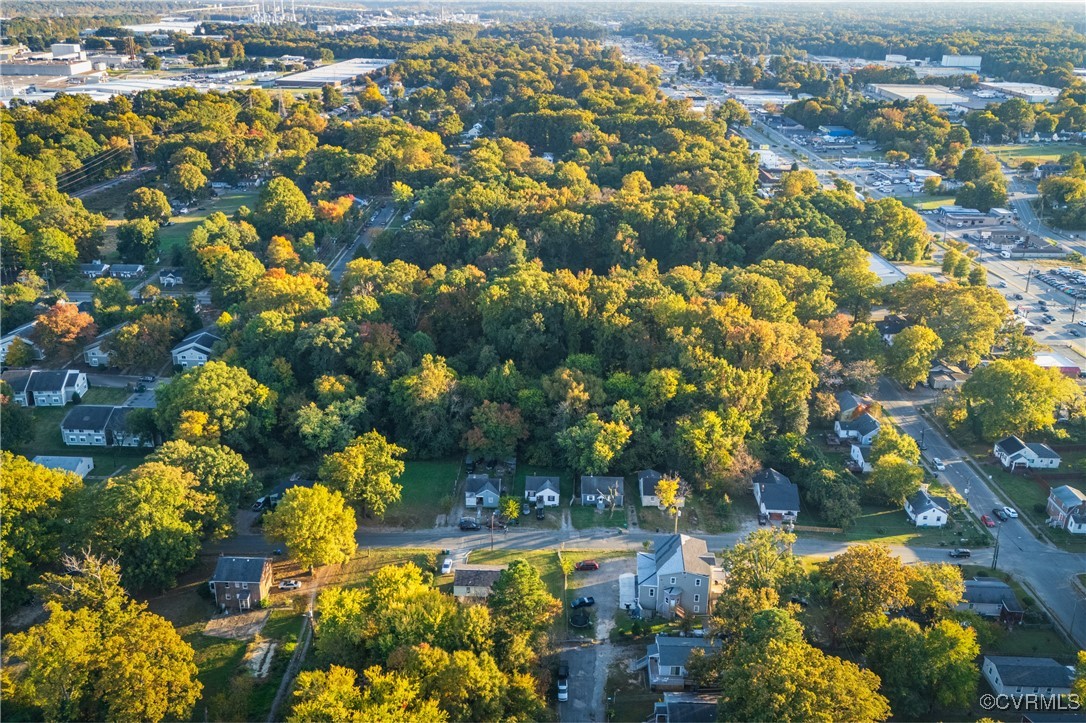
[637, 534, 724, 619]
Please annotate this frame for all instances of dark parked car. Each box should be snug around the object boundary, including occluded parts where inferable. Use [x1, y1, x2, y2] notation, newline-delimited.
[140, 375, 156, 382]
[459, 518, 480, 531]
[570, 596, 595, 609]
[536, 506, 545, 520]
[574, 560, 600, 571]
[993, 507, 1008, 522]
[948, 548, 972, 559]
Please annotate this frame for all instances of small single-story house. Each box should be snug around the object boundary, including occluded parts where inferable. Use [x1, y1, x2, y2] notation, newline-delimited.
[208, 556, 273, 611]
[993, 436, 1062, 470]
[752, 468, 800, 523]
[84, 338, 112, 367]
[524, 476, 560, 507]
[452, 565, 506, 600]
[905, 487, 950, 527]
[957, 579, 1025, 624]
[637, 534, 724, 619]
[464, 474, 501, 509]
[876, 315, 911, 344]
[580, 475, 625, 508]
[836, 390, 875, 421]
[31, 455, 94, 479]
[79, 261, 110, 278]
[1, 369, 88, 407]
[981, 656, 1074, 697]
[639, 470, 685, 510]
[850, 443, 872, 473]
[61, 405, 145, 447]
[1033, 163, 1070, 181]
[172, 329, 222, 369]
[109, 263, 145, 279]
[636, 635, 720, 691]
[1046, 485, 1086, 534]
[928, 361, 969, 390]
[834, 412, 881, 445]
[650, 693, 719, 723]
[158, 268, 184, 287]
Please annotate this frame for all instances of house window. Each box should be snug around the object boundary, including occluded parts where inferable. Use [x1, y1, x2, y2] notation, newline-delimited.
[241, 583, 249, 589]
[694, 605, 700, 613]
[695, 579, 701, 587]
[670, 577, 676, 585]
[225, 593, 232, 600]
[648, 589, 655, 597]
[694, 594, 700, 603]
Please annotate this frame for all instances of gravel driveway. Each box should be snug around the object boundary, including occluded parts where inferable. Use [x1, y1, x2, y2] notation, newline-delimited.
[559, 556, 636, 722]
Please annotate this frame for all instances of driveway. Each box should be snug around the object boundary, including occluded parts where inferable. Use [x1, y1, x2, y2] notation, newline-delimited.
[559, 556, 635, 722]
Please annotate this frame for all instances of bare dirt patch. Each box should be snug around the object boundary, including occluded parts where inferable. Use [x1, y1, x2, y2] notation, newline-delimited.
[244, 639, 278, 678]
[203, 609, 270, 640]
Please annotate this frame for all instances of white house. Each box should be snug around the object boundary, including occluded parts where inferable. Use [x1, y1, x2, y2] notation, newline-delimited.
[79, 261, 110, 278]
[464, 474, 501, 509]
[639, 469, 685, 510]
[110, 263, 145, 279]
[524, 476, 560, 506]
[0, 322, 43, 364]
[905, 487, 950, 527]
[752, 468, 800, 523]
[158, 268, 184, 287]
[580, 476, 624, 508]
[993, 436, 1062, 470]
[2, 369, 88, 407]
[981, 656, 1074, 697]
[834, 412, 881, 445]
[171, 328, 222, 369]
[636, 534, 723, 618]
[84, 339, 111, 367]
[31, 455, 94, 479]
[850, 444, 872, 473]
[636, 635, 720, 691]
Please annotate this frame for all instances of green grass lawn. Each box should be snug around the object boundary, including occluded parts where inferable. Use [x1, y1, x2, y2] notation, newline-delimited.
[988, 143, 1084, 167]
[466, 548, 566, 601]
[381, 458, 461, 528]
[329, 548, 440, 589]
[570, 503, 625, 530]
[158, 189, 260, 257]
[802, 504, 990, 548]
[12, 396, 151, 476]
[900, 194, 956, 210]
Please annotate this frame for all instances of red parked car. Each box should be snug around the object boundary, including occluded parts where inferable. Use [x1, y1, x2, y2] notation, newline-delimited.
[981, 514, 996, 528]
[574, 560, 600, 571]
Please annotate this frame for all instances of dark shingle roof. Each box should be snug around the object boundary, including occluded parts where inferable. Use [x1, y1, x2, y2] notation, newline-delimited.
[661, 694, 719, 723]
[638, 469, 664, 497]
[756, 481, 801, 513]
[994, 436, 1027, 456]
[465, 474, 500, 495]
[27, 370, 77, 393]
[964, 579, 1023, 612]
[211, 556, 270, 584]
[582, 476, 624, 496]
[453, 565, 505, 589]
[525, 476, 559, 495]
[1, 369, 32, 394]
[62, 405, 116, 432]
[652, 635, 719, 668]
[174, 328, 222, 354]
[752, 468, 790, 486]
[1026, 443, 1060, 460]
[985, 656, 1074, 688]
[840, 412, 880, 437]
[653, 534, 715, 577]
[907, 488, 949, 516]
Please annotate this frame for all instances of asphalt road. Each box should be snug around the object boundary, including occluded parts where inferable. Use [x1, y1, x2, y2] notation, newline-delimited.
[878, 377, 1086, 648]
[328, 203, 397, 282]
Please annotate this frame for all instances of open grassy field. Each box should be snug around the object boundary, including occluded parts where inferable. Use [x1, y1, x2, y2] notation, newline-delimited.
[802, 503, 990, 548]
[899, 194, 956, 210]
[158, 189, 260, 256]
[381, 458, 461, 528]
[988, 143, 1084, 167]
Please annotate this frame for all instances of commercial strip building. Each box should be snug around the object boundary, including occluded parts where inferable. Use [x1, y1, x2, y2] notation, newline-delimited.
[275, 57, 392, 88]
[976, 82, 1061, 103]
[869, 84, 968, 107]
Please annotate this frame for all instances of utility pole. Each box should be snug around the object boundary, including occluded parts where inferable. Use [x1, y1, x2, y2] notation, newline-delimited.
[1025, 266, 1034, 293]
[991, 519, 1001, 571]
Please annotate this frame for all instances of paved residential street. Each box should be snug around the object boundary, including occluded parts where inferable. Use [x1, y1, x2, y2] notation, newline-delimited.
[878, 378, 1086, 648]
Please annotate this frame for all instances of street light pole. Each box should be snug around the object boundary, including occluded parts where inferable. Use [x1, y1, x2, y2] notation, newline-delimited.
[991, 520, 1002, 571]
[1025, 266, 1034, 293]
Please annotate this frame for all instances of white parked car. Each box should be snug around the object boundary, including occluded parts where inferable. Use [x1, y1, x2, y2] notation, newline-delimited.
[1002, 506, 1019, 519]
[278, 580, 302, 590]
[932, 457, 946, 471]
[440, 558, 454, 575]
